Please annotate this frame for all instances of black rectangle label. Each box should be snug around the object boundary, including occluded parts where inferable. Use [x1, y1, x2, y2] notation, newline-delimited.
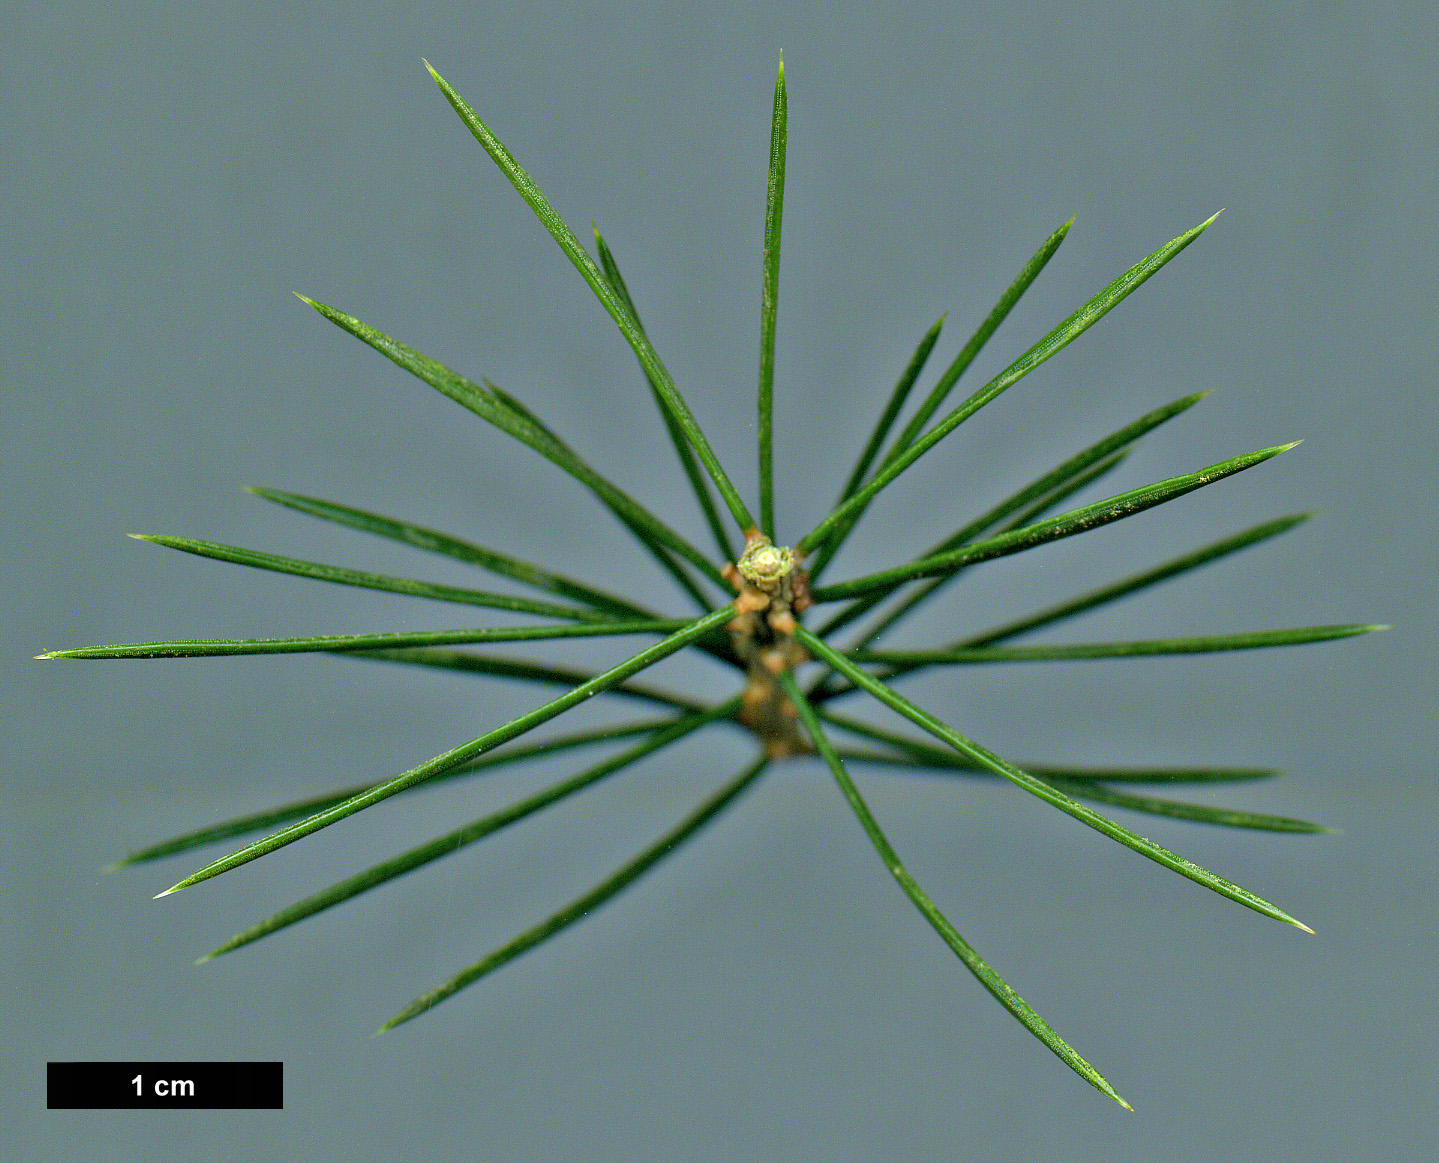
[48, 1061, 283, 1109]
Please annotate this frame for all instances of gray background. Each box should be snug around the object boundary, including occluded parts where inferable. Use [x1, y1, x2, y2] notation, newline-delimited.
[6, 0, 1433, 1159]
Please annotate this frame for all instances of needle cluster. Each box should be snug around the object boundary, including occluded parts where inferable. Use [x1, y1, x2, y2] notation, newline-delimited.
[42, 60, 1384, 1109]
